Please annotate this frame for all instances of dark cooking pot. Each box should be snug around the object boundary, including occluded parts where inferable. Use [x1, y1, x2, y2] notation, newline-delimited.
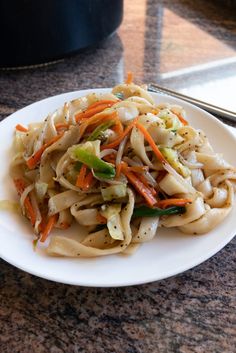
[0, 0, 123, 67]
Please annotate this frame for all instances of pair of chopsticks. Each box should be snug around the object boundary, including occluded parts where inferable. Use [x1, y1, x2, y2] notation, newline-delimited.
[148, 83, 236, 124]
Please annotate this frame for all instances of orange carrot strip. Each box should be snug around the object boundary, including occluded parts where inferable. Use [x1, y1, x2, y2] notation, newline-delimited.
[125, 71, 133, 84]
[171, 110, 188, 126]
[112, 119, 124, 135]
[55, 123, 69, 131]
[13, 178, 36, 226]
[103, 154, 116, 163]
[122, 169, 157, 207]
[101, 117, 138, 150]
[58, 222, 70, 230]
[24, 198, 37, 226]
[96, 213, 107, 224]
[138, 174, 157, 196]
[157, 198, 192, 209]
[13, 178, 25, 194]
[136, 123, 167, 164]
[79, 112, 118, 138]
[15, 124, 28, 132]
[26, 134, 63, 170]
[82, 171, 94, 191]
[116, 163, 122, 178]
[40, 214, 58, 242]
[87, 100, 119, 110]
[128, 166, 149, 174]
[75, 101, 117, 123]
[76, 164, 87, 188]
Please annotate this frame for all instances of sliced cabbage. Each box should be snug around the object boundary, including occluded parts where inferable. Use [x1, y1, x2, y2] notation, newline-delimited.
[101, 204, 124, 240]
[35, 182, 48, 200]
[101, 184, 127, 201]
[160, 147, 190, 177]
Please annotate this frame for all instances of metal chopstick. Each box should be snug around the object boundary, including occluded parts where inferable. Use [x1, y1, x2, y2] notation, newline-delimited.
[148, 83, 236, 124]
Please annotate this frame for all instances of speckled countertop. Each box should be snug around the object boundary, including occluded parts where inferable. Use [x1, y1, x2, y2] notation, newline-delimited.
[0, 1, 236, 352]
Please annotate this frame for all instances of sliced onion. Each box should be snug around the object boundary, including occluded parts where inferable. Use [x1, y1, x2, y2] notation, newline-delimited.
[116, 136, 128, 166]
[20, 184, 34, 210]
[30, 191, 42, 233]
[100, 149, 117, 158]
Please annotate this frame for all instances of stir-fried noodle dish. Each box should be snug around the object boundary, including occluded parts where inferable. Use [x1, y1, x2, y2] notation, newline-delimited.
[10, 77, 236, 257]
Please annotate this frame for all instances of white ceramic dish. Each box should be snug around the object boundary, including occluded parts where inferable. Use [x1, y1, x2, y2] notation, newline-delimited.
[0, 89, 235, 287]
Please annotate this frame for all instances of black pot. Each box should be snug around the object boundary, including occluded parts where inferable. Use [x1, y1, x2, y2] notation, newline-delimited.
[0, 0, 123, 68]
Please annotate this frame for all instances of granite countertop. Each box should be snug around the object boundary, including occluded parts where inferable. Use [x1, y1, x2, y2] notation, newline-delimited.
[0, 1, 236, 352]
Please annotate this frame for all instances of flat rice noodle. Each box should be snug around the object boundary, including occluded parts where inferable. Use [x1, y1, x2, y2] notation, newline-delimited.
[196, 153, 232, 171]
[48, 190, 86, 215]
[130, 126, 153, 167]
[160, 196, 206, 227]
[47, 188, 135, 257]
[40, 126, 80, 184]
[132, 216, 159, 243]
[179, 181, 234, 234]
[112, 83, 155, 104]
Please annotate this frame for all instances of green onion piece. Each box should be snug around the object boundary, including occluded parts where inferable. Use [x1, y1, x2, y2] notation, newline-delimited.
[132, 205, 186, 218]
[74, 161, 83, 171]
[87, 121, 115, 141]
[73, 148, 115, 179]
[114, 92, 124, 100]
[32, 238, 39, 251]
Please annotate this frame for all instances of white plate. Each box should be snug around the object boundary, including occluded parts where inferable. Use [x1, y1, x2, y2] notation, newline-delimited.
[0, 89, 235, 287]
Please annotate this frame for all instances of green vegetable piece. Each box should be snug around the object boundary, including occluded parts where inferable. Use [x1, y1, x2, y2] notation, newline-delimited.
[73, 148, 115, 179]
[74, 161, 83, 171]
[114, 92, 124, 100]
[87, 121, 115, 141]
[132, 205, 186, 218]
[159, 147, 190, 177]
[101, 184, 127, 201]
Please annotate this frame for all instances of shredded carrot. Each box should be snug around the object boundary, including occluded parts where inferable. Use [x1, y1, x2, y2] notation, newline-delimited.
[79, 111, 118, 138]
[127, 166, 149, 174]
[116, 163, 122, 178]
[96, 213, 107, 224]
[58, 222, 70, 229]
[157, 198, 192, 209]
[82, 171, 94, 191]
[112, 118, 124, 135]
[13, 178, 36, 226]
[103, 154, 116, 164]
[76, 164, 87, 188]
[15, 124, 28, 132]
[137, 174, 157, 196]
[40, 214, 58, 242]
[136, 122, 167, 164]
[125, 72, 133, 84]
[101, 117, 138, 150]
[122, 168, 157, 207]
[171, 110, 188, 126]
[87, 100, 119, 110]
[55, 123, 69, 131]
[75, 101, 117, 123]
[26, 134, 63, 170]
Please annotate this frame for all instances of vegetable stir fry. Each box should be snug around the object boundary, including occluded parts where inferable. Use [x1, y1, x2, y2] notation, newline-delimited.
[10, 75, 236, 257]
